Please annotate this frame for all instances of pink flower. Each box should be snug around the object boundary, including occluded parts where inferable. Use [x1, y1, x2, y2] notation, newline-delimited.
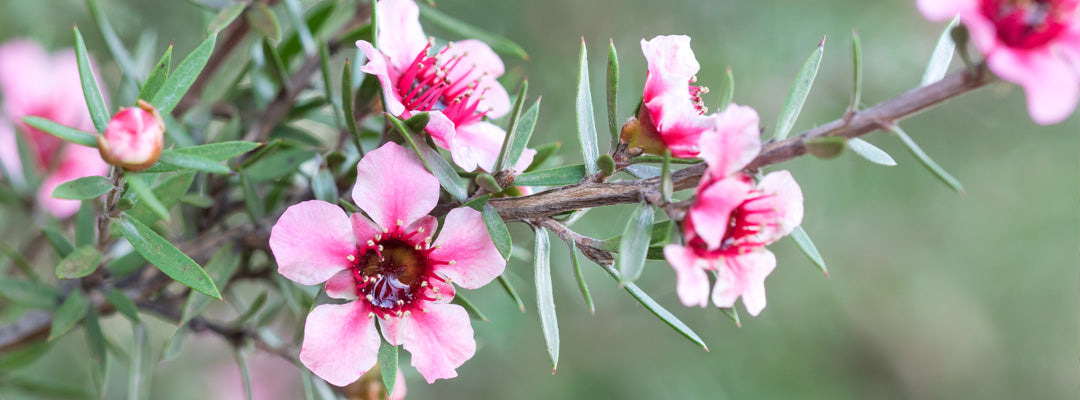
[269, 142, 505, 386]
[917, 0, 1080, 124]
[510, 147, 537, 196]
[211, 352, 303, 400]
[0, 38, 108, 217]
[98, 100, 165, 172]
[356, 0, 511, 172]
[621, 35, 715, 158]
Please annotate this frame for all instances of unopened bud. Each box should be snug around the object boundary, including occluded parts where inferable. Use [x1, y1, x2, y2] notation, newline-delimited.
[619, 116, 666, 156]
[97, 100, 165, 171]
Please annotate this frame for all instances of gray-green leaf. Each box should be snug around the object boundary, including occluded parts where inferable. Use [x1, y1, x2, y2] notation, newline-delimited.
[118, 214, 221, 298]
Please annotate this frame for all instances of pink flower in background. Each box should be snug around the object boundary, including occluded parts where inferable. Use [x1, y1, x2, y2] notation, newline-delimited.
[917, 0, 1080, 124]
[0, 39, 109, 217]
[269, 142, 505, 386]
[511, 147, 537, 196]
[98, 100, 164, 172]
[621, 35, 715, 157]
[356, 0, 511, 172]
[212, 352, 303, 400]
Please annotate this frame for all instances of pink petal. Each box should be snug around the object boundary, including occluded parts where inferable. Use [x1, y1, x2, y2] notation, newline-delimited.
[663, 245, 710, 307]
[688, 176, 753, 250]
[379, 316, 403, 346]
[390, 369, 408, 400]
[0, 39, 52, 120]
[374, 0, 428, 73]
[38, 144, 108, 218]
[402, 303, 476, 383]
[0, 119, 24, 186]
[474, 75, 512, 119]
[752, 170, 804, 242]
[269, 200, 356, 285]
[356, 41, 406, 117]
[699, 104, 761, 177]
[325, 269, 359, 300]
[425, 110, 456, 150]
[429, 207, 505, 289]
[511, 147, 537, 173]
[714, 251, 777, 316]
[351, 212, 382, 243]
[438, 40, 510, 117]
[987, 40, 1080, 125]
[351, 142, 439, 229]
[407, 215, 438, 243]
[448, 120, 505, 172]
[300, 302, 381, 387]
[640, 35, 699, 101]
[915, 0, 976, 21]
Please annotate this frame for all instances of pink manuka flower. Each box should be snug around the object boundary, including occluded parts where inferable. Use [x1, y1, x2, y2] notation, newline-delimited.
[269, 142, 505, 386]
[663, 104, 803, 316]
[98, 100, 165, 172]
[917, 0, 1080, 124]
[0, 39, 109, 217]
[356, 0, 511, 172]
[621, 35, 715, 158]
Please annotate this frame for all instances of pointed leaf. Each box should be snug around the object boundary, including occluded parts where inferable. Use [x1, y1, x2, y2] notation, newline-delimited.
[207, 2, 247, 36]
[84, 308, 107, 396]
[848, 138, 896, 166]
[76, 201, 95, 247]
[496, 80, 529, 171]
[497, 274, 525, 313]
[283, 0, 315, 55]
[618, 203, 654, 283]
[105, 288, 141, 322]
[151, 34, 217, 115]
[533, 227, 559, 372]
[87, 0, 139, 84]
[0, 341, 50, 371]
[660, 150, 672, 201]
[605, 39, 620, 146]
[720, 307, 741, 327]
[564, 237, 595, 314]
[42, 227, 75, 257]
[451, 293, 489, 322]
[143, 141, 261, 173]
[921, 17, 960, 86]
[246, 3, 281, 42]
[127, 171, 195, 223]
[891, 126, 964, 193]
[48, 292, 90, 341]
[126, 174, 171, 221]
[849, 30, 863, 111]
[22, 116, 99, 147]
[73, 26, 110, 133]
[576, 40, 599, 175]
[499, 94, 540, 171]
[774, 36, 825, 141]
[378, 340, 398, 397]
[805, 136, 846, 160]
[161, 325, 189, 362]
[157, 151, 231, 174]
[718, 67, 734, 112]
[55, 245, 102, 279]
[341, 60, 361, 151]
[182, 243, 239, 323]
[416, 3, 528, 59]
[388, 114, 469, 201]
[513, 164, 586, 187]
[52, 176, 112, 200]
[139, 45, 173, 102]
[312, 169, 338, 202]
[118, 214, 221, 298]
[0, 278, 60, 309]
[482, 204, 512, 260]
[127, 323, 151, 400]
[790, 226, 828, 276]
[526, 142, 561, 172]
[601, 265, 708, 350]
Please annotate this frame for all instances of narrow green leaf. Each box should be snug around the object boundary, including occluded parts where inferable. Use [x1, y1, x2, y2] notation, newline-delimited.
[0, 278, 60, 309]
[126, 174, 171, 221]
[378, 340, 398, 397]
[388, 114, 469, 201]
[774, 36, 825, 141]
[513, 164, 586, 187]
[127, 323, 151, 400]
[720, 307, 741, 327]
[73, 26, 110, 133]
[416, 3, 528, 60]
[49, 292, 90, 341]
[42, 227, 75, 257]
[76, 201, 95, 247]
[451, 293, 489, 322]
[496, 80, 529, 171]
[118, 214, 221, 298]
[526, 142, 561, 172]
[247, 3, 281, 42]
[805, 136, 846, 160]
[157, 151, 231, 174]
[497, 275, 525, 312]
[261, 38, 290, 87]
[533, 227, 559, 372]
[240, 170, 264, 222]
[790, 226, 828, 276]
[575, 39, 599, 175]
[563, 237, 595, 314]
[312, 169, 338, 202]
[718, 67, 734, 112]
[144, 141, 260, 173]
[160, 325, 188, 362]
[601, 265, 708, 350]
[605, 39, 620, 147]
[482, 204, 512, 260]
[503, 97, 541, 172]
[921, 16, 960, 86]
[231, 291, 268, 326]
[341, 60, 361, 151]
[660, 150, 672, 202]
[278, 1, 338, 62]
[207, 2, 247, 36]
[283, 0, 315, 55]
[618, 203, 654, 283]
[0, 341, 50, 371]
[1, 244, 40, 282]
[849, 30, 863, 112]
[52, 176, 112, 200]
[87, 0, 139, 84]
[318, 38, 343, 130]
[139, 45, 173, 102]
[847, 138, 897, 166]
[127, 171, 195, 223]
[183, 243, 239, 323]
[891, 126, 965, 193]
[234, 348, 254, 400]
[105, 288, 141, 322]
[151, 34, 217, 115]
[55, 245, 102, 279]
[22, 116, 99, 147]
[463, 193, 491, 211]
[243, 148, 317, 182]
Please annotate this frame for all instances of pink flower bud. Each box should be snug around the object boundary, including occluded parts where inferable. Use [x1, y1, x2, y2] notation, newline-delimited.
[97, 100, 164, 171]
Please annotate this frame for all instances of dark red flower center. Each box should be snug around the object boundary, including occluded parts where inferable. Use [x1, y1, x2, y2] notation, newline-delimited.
[396, 42, 491, 127]
[981, 0, 1074, 49]
[349, 226, 448, 318]
[688, 76, 709, 115]
[689, 176, 779, 258]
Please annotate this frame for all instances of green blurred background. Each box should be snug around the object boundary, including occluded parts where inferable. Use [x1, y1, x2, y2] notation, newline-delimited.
[0, 0, 1076, 399]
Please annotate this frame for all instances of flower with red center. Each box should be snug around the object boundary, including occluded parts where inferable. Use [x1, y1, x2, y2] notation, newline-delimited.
[0, 38, 109, 217]
[356, 0, 511, 172]
[663, 104, 803, 316]
[917, 0, 1080, 124]
[269, 142, 505, 386]
[620, 35, 715, 158]
[98, 100, 165, 172]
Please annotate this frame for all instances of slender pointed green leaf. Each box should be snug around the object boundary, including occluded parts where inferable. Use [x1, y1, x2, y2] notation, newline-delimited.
[87, 0, 138, 84]
[127, 171, 195, 223]
[0, 341, 50, 370]
[576, 40, 599, 175]
[503, 97, 542, 172]
[0, 278, 60, 309]
[564, 237, 595, 314]
[378, 340, 398, 397]
[2, 244, 40, 282]
[526, 142, 561, 172]
[720, 307, 741, 327]
[283, 0, 315, 55]
[482, 204, 512, 260]
[144, 142, 261, 175]
[247, 3, 281, 42]
[790, 226, 828, 276]
[76, 201, 95, 247]
[463, 193, 491, 211]
[139, 45, 173, 102]
[22, 116, 99, 147]
[805, 136, 846, 160]
[416, 3, 528, 59]
[921, 17, 960, 86]
[207, 2, 246, 35]
[160, 325, 188, 361]
[388, 114, 469, 201]
[513, 164, 586, 187]
[48, 292, 89, 341]
[341, 60, 361, 151]
[118, 214, 221, 298]
[157, 151, 231, 174]
[496, 80, 529, 171]
[240, 170, 264, 222]
[84, 308, 107, 396]
[629, 155, 703, 165]
[73, 26, 110, 133]
[234, 348, 253, 400]
[774, 36, 825, 141]
[52, 176, 112, 200]
[55, 245, 102, 279]
[451, 293, 489, 322]
[601, 265, 708, 350]
[719, 67, 734, 112]
[183, 243, 239, 323]
[312, 169, 338, 202]
[105, 288, 141, 322]
[151, 34, 217, 115]
[625, 164, 660, 179]
[849, 31, 863, 111]
[660, 150, 672, 201]
[261, 38, 290, 86]
[127, 323, 151, 400]
[618, 203, 654, 283]
[232, 291, 268, 326]
[533, 227, 559, 372]
[891, 126, 964, 193]
[126, 174, 171, 221]
[42, 227, 74, 257]
[848, 138, 896, 166]
[497, 274, 525, 312]
[605, 39, 620, 146]
[318, 38, 343, 130]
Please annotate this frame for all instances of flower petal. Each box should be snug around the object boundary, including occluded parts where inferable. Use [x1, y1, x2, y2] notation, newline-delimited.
[663, 245, 710, 307]
[351, 142, 440, 230]
[751, 170, 804, 242]
[640, 35, 699, 101]
[300, 302, 381, 387]
[447, 120, 505, 172]
[688, 175, 753, 250]
[425, 110, 456, 150]
[915, 0, 976, 22]
[37, 144, 109, 219]
[987, 38, 1080, 125]
[269, 200, 356, 285]
[356, 40, 405, 116]
[325, 269, 359, 300]
[699, 104, 761, 177]
[351, 212, 382, 243]
[713, 250, 777, 316]
[407, 215, 438, 243]
[429, 207, 505, 289]
[0, 120, 23, 188]
[402, 303, 476, 383]
[374, 0, 428, 73]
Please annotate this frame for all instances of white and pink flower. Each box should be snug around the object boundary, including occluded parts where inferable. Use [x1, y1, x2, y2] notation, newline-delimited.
[356, 0, 511, 172]
[0, 39, 109, 218]
[663, 105, 803, 316]
[98, 100, 165, 172]
[269, 142, 505, 386]
[917, 0, 1080, 124]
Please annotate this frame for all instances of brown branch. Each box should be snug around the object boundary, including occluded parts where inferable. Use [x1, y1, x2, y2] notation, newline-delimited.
[490, 66, 992, 220]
